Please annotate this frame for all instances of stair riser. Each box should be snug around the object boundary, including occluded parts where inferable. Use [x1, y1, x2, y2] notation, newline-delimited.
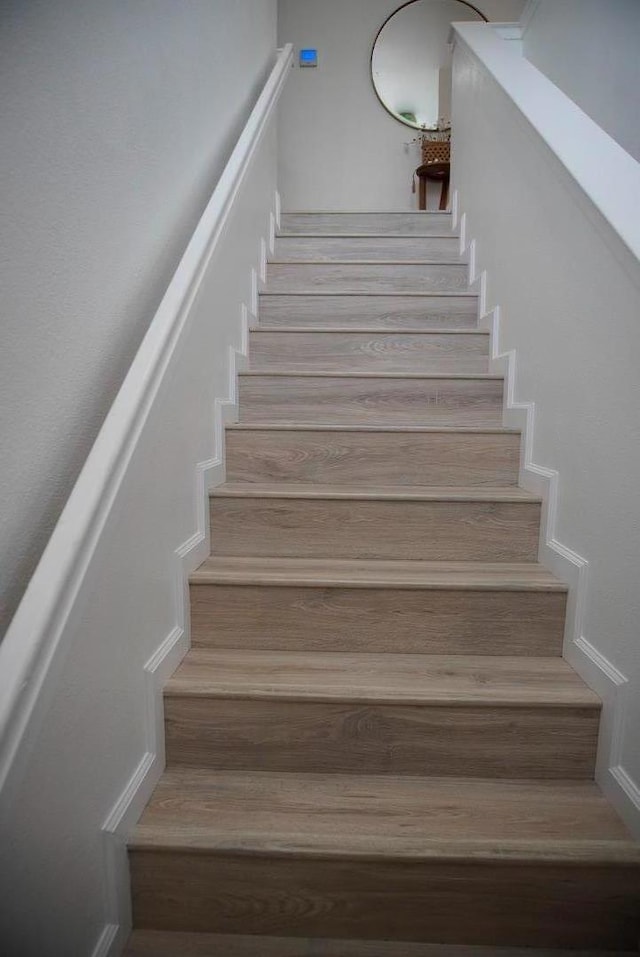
[238, 376, 504, 427]
[209, 498, 541, 562]
[280, 212, 453, 235]
[225, 430, 518, 486]
[265, 263, 469, 294]
[125, 932, 640, 957]
[273, 237, 462, 263]
[164, 698, 598, 778]
[190, 584, 566, 656]
[248, 332, 489, 374]
[258, 294, 479, 330]
[130, 852, 637, 949]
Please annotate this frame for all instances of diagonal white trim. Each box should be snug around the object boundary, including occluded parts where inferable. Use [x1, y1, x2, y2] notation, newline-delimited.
[90, 924, 119, 957]
[575, 636, 628, 689]
[0, 44, 293, 794]
[456, 187, 639, 836]
[94, 287, 260, 953]
[274, 190, 281, 230]
[611, 765, 640, 816]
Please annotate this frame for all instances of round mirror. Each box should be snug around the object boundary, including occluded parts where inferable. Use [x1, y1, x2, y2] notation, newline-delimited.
[371, 0, 486, 130]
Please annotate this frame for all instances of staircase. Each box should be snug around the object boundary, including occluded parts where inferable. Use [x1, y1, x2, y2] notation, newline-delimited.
[125, 212, 640, 955]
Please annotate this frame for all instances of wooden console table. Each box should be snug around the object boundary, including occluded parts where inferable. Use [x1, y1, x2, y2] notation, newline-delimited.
[416, 161, 450, 211]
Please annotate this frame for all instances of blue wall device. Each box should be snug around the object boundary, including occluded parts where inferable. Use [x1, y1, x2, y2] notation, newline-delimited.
[299, 48, 318, 68]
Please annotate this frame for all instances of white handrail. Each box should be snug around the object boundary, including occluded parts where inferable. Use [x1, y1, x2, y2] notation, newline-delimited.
[451, 22, 640, 266]
[0, 44, 294, 789]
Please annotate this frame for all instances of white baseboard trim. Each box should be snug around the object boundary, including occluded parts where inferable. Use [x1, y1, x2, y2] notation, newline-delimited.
[466, 237, 476, 289]
[260, 237, 268, 284]
[269, 212, 276, 255]
[609, 764, 640, 833]
[92, 223, 267, 955]
[97, 620, 190, 955]
[251, 267, 259, 316]
[451, 191, 459, 231]
[457, 210, 467, 259]
[457, 190, 640, 837]
[91, 923, 119, 957]
[275, 190, 281, 230]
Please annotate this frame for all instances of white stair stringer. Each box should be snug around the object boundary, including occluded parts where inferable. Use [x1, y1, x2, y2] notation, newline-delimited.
[455, 199, 638, 838]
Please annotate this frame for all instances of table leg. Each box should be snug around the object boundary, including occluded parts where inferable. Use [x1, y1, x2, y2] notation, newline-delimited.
[419, 174, 427, 211]
[439, 174, 450, 211]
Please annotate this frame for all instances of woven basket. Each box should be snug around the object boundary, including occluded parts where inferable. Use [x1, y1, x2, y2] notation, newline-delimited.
[421, 140, 450, 165]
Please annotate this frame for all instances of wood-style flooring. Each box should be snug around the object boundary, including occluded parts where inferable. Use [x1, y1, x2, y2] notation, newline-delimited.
[125, 213, 640, 955]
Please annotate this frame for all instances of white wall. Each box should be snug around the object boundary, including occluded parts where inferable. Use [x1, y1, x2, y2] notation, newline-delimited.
[277, 0, 526, 210]
[522, 0, 640, 163]
[0, 0, 276, 638]
[451, 23, 640, 834]
[0, 3, 280, 954]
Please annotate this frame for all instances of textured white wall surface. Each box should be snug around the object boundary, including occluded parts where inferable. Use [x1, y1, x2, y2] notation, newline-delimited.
[0, 2, 279, 954]
[0, 0, 276, 638]
[452, 23, 640, 834]
[277, 0, 526, 210]
[522, 0, 640, 163]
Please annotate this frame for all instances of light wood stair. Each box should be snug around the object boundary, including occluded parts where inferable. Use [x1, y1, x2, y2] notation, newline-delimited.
[238, 372, 505, 426]
[225, 425, 521, 486]
[190, 557, 567, 655]
[258, 293, 479, 329]
[130, 771, 637, 946]
[264, 262, 470, 294]
[126, 212, 640, 954]
[273, 235, 463, 262]
[278, 211, 454, 235]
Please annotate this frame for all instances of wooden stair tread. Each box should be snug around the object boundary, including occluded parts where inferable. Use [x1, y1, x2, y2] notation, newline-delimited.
[190, 556, 566, 590]
[124, 931, 638, 957]
[283, 209, 452, 212]
[240, 370, 502, 379]
[263, 264, 470, 295]
[269, 259, 465, 266]
[277, 231, 458, 238]
[263, 285, 473, 296]
[250, 326, 489, 335]
[130, 768, 635, 861]
[165, 649, 598, 708]
[256, 296, 480, 333]
[212, 483, 539, 503]
[278, 213, 454, 240]
[271, 237, 462, 262]
[259, 290, 477, 297]
[227, 423, 520, 433]
[264, 259, 468, 271]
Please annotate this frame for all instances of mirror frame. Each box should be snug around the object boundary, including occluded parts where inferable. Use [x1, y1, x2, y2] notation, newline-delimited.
[370, 0, 488, 130]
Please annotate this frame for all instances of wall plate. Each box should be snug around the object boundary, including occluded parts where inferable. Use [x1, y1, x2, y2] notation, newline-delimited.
[299, 48, 318, 68]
